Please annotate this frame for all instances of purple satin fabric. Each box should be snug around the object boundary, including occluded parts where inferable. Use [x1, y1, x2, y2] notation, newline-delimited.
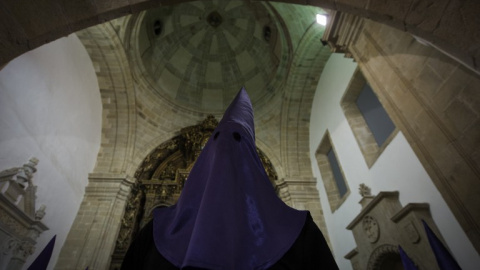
[153, 88, 307, 269]
[398, 245, 418, 270]
[28, 235, 56, 270]
[422, 220, 461, 270]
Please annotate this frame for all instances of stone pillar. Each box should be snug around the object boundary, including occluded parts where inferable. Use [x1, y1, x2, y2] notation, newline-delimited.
[56, 173, 134, 270]
[282, 177, 330, 245]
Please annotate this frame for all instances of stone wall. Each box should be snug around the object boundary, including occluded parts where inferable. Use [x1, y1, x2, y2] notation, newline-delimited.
[349, 18, 480, 252]
[56, 174, 134, 270]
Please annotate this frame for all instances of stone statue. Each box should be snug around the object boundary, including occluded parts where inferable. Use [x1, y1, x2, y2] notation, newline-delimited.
[35, 205, 46, 220]
[359, 183, 371, 197]
[15, 157, 38, 188]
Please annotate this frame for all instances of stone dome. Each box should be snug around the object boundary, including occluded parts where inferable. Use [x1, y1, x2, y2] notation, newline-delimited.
[134, 1, 290, 114]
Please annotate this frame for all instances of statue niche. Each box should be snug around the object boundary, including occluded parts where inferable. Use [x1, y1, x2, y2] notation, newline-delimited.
[110, 115, 278, 269]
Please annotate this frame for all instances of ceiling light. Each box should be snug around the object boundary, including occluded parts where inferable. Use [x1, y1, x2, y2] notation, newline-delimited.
[316, 14, 327, 26]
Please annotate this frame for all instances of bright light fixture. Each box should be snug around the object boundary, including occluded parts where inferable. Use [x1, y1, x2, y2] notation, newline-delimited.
[316, 14, 327, 26]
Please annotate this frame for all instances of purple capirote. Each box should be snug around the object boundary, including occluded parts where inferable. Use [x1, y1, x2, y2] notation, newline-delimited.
[27, 235, 56, 270]
[153, 87, 307, 269]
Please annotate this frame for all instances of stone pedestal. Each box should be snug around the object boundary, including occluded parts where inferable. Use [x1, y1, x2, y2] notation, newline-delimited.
[56, 173, 134, 270]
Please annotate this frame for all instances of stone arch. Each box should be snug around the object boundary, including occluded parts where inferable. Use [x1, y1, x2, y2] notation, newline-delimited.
[366, 244, 405, 270]
[281, 21, 332, 178]
[1, 1, 478, 74]
[256, 138, 286, 180]
[77, 23, 137, 175]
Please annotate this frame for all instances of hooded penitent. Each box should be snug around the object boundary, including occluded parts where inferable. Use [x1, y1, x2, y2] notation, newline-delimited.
[153, 88, 307, 269]
[27, 235, 56, 270]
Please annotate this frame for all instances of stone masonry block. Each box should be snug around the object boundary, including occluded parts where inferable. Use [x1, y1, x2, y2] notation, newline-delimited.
[405, 0, 449, 32]
[445, 98, 477, 134]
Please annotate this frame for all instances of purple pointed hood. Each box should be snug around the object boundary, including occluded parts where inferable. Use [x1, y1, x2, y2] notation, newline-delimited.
[153, 87, 307, 269]
[422, 220, 461, 270]
[398, 245, 418, 270]
[27, 235, 56, 270]
[217, 87, 255, 141]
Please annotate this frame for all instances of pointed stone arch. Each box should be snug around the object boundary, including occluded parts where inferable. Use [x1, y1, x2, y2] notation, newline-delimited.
[366, 244, 404, 270]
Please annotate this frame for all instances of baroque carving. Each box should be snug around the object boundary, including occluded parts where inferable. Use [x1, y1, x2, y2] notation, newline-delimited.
[362, 215, 380, 243]
[115, 185, 144, 251]
[1, 238, 18, 255]
[14, 157, 39, 188]
[0, 209, 30, 237]
[359, 183, 371, 197]
[12, 241, 35, 260]
[35, 204, 46, 220]
[366, 244, 401, 270]
[0, 158, 48, 270]
[346, 192, 438, 270]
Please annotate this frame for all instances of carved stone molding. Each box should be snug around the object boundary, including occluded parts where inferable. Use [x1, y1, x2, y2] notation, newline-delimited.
[11, 241, 35, 260]
[362, 216, 380, 243]
[1, 238, 17, 255]
[346, 190, 443, 269]
[0, 158, 48, 270]
[366, 244, 401, 270]
[321, 11, 364, 58]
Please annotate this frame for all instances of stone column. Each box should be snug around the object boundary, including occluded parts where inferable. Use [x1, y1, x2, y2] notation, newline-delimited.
[282, 177, 330, 245]
[7, 240, 35, 270]
[56, 173, 134, 270]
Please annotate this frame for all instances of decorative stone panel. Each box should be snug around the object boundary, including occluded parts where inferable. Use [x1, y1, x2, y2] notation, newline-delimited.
[346, 190, 445, 270]
[321, 11, 364, 58]
[0, 158, 48, 270]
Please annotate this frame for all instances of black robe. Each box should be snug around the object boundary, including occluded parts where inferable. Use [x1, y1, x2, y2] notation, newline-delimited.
[121, 212, 338, 270]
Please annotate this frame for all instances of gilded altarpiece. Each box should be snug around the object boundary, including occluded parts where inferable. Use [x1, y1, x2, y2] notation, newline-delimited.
[110, 116, 278, 269]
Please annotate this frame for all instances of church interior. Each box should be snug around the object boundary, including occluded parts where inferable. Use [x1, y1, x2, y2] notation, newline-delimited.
[0, 0, 479, 269]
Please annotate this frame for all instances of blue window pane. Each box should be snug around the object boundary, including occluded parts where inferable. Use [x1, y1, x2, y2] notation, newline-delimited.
[327, 149, 347, 197]
[356, 84, 395, 146]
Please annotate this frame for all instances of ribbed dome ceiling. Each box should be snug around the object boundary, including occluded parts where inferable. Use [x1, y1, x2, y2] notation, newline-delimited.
[136, 1, 290, 113]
